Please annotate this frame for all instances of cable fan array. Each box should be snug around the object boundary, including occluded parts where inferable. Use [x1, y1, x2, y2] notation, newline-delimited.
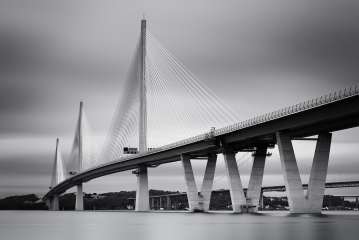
[98, 29, 241, 165]
[146, 31, 240, 145]
[57, 23, 246, 178]
[50, 139, 67, 188]
[99, 38, 142, 164]
[67, 103, 97, 173]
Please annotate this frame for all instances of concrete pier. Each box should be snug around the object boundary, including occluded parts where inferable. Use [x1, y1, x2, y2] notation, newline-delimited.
[306, 133, 332, 213]
[223, 151, 246, 213]
[277, 132, 308, 213]
[246, 146, 267, 212]
[181, 155, 201, 211]
[200, 153, 217, 211]
[181, 154, 217, 212]
[50, 195, 59, 211]
[75, 183, 84, 211]
[166, 196, 171, 209]
[259, 190, 264, 210]
[277, 132, 332, 213]
[150, 197, 155, 210]
[135, 166, 150, 211]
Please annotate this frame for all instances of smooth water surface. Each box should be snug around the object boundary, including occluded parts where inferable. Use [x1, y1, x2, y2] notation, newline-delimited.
[0, 211, 359, 240]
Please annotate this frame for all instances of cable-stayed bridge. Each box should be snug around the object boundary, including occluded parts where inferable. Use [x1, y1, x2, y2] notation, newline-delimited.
[44, 19, 359, 214]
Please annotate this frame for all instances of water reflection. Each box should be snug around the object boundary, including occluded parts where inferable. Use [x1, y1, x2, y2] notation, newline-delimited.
[0, 211, 358, 240]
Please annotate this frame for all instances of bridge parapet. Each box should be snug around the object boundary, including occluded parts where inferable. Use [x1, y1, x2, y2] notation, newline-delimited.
[215, 85, 359, 136]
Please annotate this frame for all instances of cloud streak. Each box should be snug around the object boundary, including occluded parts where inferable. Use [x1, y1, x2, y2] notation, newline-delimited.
[0, 0, 358, 197]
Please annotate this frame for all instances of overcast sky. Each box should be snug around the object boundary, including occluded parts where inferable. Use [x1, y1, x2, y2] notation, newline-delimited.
[0, 0, 358, 197]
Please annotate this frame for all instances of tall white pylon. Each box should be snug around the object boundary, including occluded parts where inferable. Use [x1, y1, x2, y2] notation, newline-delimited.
[76, 101, 84, 210]
[68, 102, 84, 174]
[135, 18, 150, 211]
[139, 21, 147, 153]
[68, 101, 85, 210]
[49, 138, 66, 211]
[50, 138, 66, 188]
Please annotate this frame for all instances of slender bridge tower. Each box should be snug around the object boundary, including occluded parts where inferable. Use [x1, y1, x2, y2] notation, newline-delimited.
[75, 101, 84, 211]
[135, 18, 150, 211]
[48, 138, 66, 210]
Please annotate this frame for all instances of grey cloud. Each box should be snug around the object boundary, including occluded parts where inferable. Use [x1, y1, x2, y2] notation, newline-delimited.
[0, 0, 358, 196]
[0, 155, 52, 175]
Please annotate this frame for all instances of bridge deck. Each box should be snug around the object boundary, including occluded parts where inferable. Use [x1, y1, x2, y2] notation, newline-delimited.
[44, 86, 359, 200]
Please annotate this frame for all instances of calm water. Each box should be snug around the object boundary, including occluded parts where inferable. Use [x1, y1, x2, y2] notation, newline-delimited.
[1, 211, 359, 240]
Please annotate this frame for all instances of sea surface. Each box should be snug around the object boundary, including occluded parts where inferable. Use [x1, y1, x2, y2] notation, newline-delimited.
[0, 211, 359, 240]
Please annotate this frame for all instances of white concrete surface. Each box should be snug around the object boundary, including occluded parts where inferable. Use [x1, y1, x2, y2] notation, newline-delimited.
[75, 183, 84, 211]
[277, 132, 332, 213]
[135, 166, 150, 211]
[224, 151, 246, 213]
[247, 146, 267, 212]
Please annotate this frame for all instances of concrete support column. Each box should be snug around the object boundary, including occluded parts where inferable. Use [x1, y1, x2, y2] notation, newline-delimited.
[200, 153, 217, 211]
[181, 155, 201, 211]
[277, 132, 332, 214]
[259, 190, 264, 210]
[150, 197, 154, 210]
[166, 196, 171, 210]
[181, 154, 217, 212]
[223, 151, 246, 213]
[306, 132, 332, 213]
[50, 195, 59, 211]
[276, 132, 307, 213]
[135, 165, 149, 211]
[46, 199, 51, 209]
[246, 146, 267, 212]
[75, 183, 84, 211]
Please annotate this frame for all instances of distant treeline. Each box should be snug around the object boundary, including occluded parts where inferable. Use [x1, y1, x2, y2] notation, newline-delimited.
[0, 194, 47, 210]
[0, 190, 357, 211]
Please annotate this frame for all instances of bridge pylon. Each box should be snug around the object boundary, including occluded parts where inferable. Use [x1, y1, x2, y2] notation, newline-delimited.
[135, 18, 150, 211]
[68, 101, 86, 211]
[75, 101, 84, 210]
[48, 138, 65, 210]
